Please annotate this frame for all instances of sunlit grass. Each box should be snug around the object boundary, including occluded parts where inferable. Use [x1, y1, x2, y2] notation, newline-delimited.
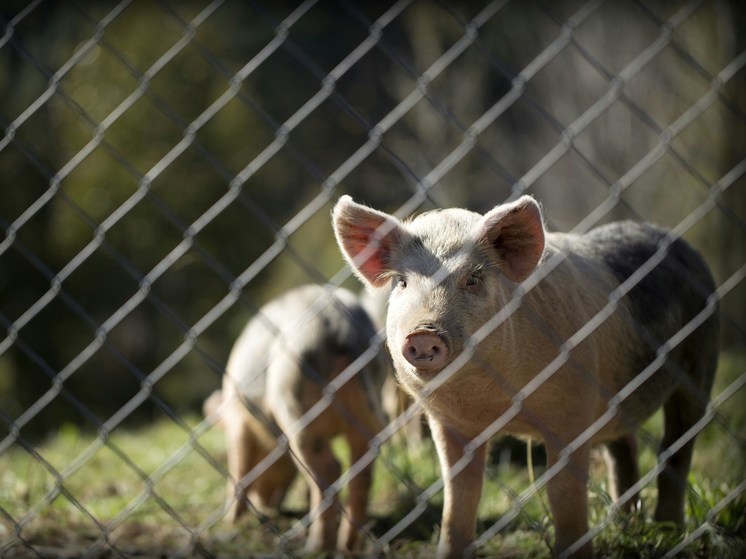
[1, 351, 743, 557]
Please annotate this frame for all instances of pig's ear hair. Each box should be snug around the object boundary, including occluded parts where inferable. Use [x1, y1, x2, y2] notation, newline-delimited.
[478, 196, 545, 283]
[332, 195, 405, 289]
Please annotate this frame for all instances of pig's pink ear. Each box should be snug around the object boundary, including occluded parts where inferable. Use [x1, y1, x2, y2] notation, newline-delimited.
[478, 196, 545, 283]
[332, 195, 405, 288]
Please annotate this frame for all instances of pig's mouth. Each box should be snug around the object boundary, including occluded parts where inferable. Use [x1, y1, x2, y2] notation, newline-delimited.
[401, 327, 450, 375]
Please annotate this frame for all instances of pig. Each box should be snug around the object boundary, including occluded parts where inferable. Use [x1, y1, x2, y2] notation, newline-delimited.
[332, 195, 719, 558]
[220, 283, 388, 552]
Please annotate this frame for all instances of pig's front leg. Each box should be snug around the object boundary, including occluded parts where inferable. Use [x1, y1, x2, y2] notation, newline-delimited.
[430, 417, 487, 559]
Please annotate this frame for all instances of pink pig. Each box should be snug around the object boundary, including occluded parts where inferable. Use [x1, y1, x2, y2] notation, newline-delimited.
[332, 195, 718, 557]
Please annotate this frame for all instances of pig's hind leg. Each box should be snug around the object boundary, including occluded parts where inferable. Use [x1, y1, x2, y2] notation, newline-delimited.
[273, 402, 342, 552]
[654, 323, 717, 527]
[225, 412, 255, 521]
[337, 382, 387, 551]
[654, 384, 708, 525]
[545, 441, 594, 558]
[602, 433, 641, 513]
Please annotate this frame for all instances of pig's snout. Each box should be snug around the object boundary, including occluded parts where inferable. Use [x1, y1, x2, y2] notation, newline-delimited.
[403, 328, 449, 371]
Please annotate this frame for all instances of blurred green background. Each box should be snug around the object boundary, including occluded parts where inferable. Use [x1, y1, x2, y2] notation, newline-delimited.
[0, 0, 744, 441]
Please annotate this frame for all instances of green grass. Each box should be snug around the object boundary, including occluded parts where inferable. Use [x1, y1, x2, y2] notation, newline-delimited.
[1, 352, 744, 558]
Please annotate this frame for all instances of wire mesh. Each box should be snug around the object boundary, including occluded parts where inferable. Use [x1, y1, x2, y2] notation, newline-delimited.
[1, 0, 744, 557]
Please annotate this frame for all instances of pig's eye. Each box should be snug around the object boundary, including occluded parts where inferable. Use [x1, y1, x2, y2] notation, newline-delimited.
[466, 273, 480, 287]
[395, 276, 407, 289]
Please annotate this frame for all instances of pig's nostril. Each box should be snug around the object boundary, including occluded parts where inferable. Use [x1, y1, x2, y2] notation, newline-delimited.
[410, 348, 432, 360]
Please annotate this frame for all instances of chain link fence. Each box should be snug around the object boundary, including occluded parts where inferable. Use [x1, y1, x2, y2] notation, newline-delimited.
[1, 0, 744, 557]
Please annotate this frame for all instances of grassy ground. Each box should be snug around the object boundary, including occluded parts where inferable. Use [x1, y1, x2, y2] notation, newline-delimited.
[1, 352, 744, 558]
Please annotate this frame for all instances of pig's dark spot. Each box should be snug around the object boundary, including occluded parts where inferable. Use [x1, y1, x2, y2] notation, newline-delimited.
[588, 221, 714, 333]
[586, 221, 717, 415]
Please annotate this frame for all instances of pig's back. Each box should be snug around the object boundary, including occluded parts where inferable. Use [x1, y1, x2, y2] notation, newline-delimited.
[583, 221, 717, 336]
[226, 285, 380, 402]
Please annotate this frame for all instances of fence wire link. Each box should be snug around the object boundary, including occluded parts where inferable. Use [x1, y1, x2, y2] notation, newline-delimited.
[1, 0, 744, 557]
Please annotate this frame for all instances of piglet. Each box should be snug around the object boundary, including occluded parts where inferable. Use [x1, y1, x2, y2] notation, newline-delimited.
[332, 195, 719, 557]
[220, 284, 387, 552]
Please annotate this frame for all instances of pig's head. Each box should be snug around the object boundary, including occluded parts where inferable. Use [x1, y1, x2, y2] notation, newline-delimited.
[332, 195, 545, 391]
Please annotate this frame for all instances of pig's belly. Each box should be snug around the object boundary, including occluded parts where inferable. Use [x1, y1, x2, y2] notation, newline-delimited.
[425, 379, 661, 446]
